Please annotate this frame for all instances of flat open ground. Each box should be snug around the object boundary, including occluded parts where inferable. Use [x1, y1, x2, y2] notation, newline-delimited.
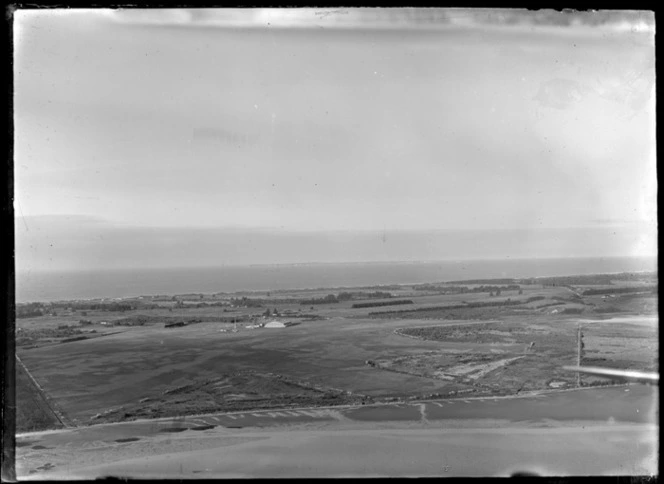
[16, 277, 658, 429]
[18, 317, 479, 425]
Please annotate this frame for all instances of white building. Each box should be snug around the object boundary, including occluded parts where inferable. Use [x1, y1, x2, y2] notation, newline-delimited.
[264, 320, 286, 328]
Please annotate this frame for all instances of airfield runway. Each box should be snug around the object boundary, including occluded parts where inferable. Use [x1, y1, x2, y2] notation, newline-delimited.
[16, 384, 658, 478]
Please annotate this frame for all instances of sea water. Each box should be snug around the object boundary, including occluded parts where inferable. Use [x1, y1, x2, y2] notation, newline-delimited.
[15, 256, 657, 302]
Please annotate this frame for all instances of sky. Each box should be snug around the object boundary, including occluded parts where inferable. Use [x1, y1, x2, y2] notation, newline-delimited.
[13, 9, 657, 272]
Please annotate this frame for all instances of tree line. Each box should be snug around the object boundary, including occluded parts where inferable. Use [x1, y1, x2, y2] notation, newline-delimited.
[368, 295, 544, 316]
[351, 300, 414, 309]
[582, 285, 657, 296]
[414, 284, 520, 293]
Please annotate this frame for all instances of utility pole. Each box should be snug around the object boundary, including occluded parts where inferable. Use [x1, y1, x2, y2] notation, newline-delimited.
[577, 324, 584, 387]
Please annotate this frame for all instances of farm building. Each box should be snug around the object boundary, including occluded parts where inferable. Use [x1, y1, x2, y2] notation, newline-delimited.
[264, 321, 286, 328]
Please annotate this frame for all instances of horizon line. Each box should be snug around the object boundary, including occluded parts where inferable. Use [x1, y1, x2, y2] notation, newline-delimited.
[14, 254, 658, 274]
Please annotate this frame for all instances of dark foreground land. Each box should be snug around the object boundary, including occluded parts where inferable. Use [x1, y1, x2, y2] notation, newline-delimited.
[15, 357, 64, 433]
[15, 271, 658, 431]
[16, 385, 658, 478]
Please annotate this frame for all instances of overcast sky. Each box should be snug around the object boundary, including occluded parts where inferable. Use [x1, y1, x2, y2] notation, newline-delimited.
[13, 9, 656, 271]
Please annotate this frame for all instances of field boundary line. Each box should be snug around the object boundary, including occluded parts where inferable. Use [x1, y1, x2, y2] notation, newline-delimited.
[16, 382, 633, 437]
[413, 382, 631, 403]
[16, 355, 74, 429]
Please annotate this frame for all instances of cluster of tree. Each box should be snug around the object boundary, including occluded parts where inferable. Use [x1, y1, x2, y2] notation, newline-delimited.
[346, 285, 401, 291]
[299, 294, 339, 305]
[368, 297, 528, 316]
[16, 303, 47, 318]
[60, 301, 158, 312]
[582, 285, 658, 296]
[113, 319, 155, 327]
[229, 297, 264, 308]
[61, 335, 90, 343]
[111, 314, 163, 326]
[111, 319, 146, 327]
[337, 291, 392, 300]
[114, 315, 217, 326]
[519, 273, 656, 287]
[176, 301, 229, 308]
[219, 315, 251, 323]
[16, 326, 85, 346]
[488, 286, 523, 296]
[413, 284, 445, 291]
[352, 299, 413, 309]
[298, 291, 394, 305]
[414, 284, 520, 294]
[529, 275, 614, 286]
[174, 294, 206, 300]
[447, 278, 517, 285]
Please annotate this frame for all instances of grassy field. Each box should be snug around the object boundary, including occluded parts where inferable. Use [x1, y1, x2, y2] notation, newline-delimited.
[86, 370, 369, 424]
[15, 357, 64, 433]
[385, 318, 657, 393]
[15, 274, 658, 431]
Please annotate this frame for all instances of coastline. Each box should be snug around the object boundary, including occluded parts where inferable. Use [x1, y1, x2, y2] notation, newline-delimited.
[15, 256, 658, 303]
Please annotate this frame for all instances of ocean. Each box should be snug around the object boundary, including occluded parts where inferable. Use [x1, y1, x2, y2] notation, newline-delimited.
[15, 256, 657, 303]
